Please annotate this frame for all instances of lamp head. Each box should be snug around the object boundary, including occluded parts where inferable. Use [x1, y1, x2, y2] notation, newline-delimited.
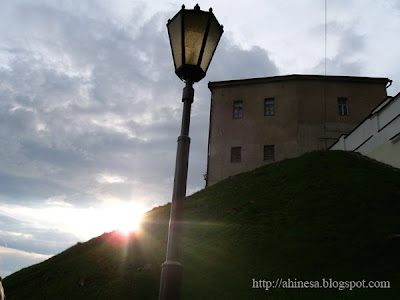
[167, 4, 223, 82]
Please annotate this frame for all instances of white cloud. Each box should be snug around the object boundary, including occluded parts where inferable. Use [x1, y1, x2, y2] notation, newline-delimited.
[96, 173, 127, 184]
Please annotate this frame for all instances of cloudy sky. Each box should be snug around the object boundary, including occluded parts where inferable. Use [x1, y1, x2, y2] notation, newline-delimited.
[1, 0, 399, 277]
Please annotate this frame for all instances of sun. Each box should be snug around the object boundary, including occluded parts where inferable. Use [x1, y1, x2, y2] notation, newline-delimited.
[32, 200, 148, 240]
[81, 201, 147, 238]
[114, 213, 142, 235]
[4, 200, 149, 242]
[108, 203, 145, 235]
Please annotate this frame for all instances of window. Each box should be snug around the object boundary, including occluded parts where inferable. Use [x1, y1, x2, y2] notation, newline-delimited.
[264, 145, 275, 161]
[231, 147, 241, 163]
[264, 98, 275, 116]
[338, 98, 349, 116]
[233, 100, 243, 118]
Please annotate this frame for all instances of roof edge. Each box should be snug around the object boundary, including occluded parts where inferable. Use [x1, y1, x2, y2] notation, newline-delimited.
[208, 74, 390, 91]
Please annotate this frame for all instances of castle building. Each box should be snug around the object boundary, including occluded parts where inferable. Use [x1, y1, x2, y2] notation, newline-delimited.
[206, 74, 390, 186]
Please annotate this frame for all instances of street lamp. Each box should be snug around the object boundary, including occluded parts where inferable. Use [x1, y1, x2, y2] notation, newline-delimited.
[159, 4, 223, 300]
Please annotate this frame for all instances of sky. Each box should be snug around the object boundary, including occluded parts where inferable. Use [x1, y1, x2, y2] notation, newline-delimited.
[1, 0, 399, 277]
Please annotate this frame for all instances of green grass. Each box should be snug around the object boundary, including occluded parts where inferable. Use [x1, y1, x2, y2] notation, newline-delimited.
[4, 151, 400, 299]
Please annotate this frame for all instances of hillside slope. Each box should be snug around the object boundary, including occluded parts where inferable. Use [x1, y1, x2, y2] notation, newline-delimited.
[4, 151, 400, 299]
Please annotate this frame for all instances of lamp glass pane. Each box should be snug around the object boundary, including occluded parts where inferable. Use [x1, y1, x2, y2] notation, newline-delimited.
[184, 11, 209, 66]
[200, 17, 223, 72]
[168, 13, 182, 69]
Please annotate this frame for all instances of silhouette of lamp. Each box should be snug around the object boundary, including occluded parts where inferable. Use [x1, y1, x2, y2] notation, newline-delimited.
[159, 4, 223, 300]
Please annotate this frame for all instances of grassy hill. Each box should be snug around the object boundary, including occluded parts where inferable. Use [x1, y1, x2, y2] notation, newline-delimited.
[4, 151, 400, 299]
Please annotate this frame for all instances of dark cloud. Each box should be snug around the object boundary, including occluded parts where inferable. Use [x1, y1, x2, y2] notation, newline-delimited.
[0, 1, 279, 210]
[208, 39, 279, 81]
[0, 0, 279, 276]
[386, 0, 400, 11]
[311, 22, 366, 75]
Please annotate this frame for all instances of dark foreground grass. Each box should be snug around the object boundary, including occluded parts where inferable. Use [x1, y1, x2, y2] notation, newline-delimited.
[4, 151, 400, 299]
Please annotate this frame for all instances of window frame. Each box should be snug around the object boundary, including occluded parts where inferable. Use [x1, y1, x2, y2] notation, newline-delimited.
[337, 97, 349, 116]
[231, 146, 242, 163]
[233, 100, 243, 119]
[264, 98, 275, 116]
[263, 144, 275, 161]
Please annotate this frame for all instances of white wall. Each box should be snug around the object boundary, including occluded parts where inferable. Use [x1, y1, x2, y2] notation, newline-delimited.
[330, 93, 400, 168]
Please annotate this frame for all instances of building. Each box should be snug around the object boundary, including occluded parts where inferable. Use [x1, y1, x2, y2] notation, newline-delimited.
[206, 74, 390, 186]
[330, 92, 400, 168]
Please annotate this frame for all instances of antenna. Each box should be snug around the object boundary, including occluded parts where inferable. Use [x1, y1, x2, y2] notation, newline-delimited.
[323, 0, 328, 148]
[325, 0, 327, 77]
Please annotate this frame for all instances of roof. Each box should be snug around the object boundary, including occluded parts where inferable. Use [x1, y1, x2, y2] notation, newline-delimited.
[208, 74, 390, 91]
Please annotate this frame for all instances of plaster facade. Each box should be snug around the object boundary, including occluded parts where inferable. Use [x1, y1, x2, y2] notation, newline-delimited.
[206, 74, 389, 186]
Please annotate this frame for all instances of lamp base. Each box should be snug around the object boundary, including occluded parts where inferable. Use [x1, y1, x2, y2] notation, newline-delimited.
[159, 261, 183, 300]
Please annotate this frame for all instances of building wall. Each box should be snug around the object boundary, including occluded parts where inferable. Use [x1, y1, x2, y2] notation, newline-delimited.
[207, 75, 389, 186]
[330, 93, 400, 168]
[368, 138, 400, 168]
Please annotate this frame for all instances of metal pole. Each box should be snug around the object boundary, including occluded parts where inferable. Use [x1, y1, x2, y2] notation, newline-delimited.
[159, 79, 194, 300]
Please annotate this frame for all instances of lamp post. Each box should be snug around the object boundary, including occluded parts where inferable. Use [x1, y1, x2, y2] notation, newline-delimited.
[159, 4, 223, 300]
